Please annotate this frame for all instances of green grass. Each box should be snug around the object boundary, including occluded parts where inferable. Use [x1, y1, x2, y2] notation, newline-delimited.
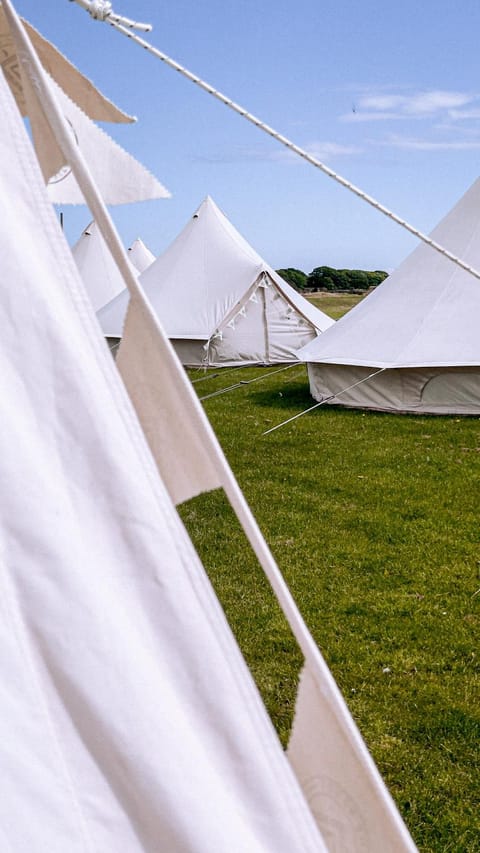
[306, 290, 367, 319]
[180, 365, 480, 851]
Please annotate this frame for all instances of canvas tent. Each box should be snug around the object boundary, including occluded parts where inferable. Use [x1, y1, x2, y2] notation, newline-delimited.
[0, 53, 330, 853]
[128, 236, 155, 273]
[98, 196, 334, 366]
[299, 176, 480, 415]
[0, 1, 417, 849]
[71, 220, 137, 312]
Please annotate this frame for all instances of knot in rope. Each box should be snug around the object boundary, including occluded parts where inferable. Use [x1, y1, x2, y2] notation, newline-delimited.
[89, 0, 112, 20]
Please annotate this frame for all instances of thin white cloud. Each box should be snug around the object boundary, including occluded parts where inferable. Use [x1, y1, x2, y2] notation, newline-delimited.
[405, 91, 474, 114]
[192, 141, 361, 165]
[273, 141, 361, 163]
[378, 134, 480, 151]
[342, 110, 407, 123]
[359, 94, 407, 111]
[448, 108, 480, 120]
[342, 89, 479, 123]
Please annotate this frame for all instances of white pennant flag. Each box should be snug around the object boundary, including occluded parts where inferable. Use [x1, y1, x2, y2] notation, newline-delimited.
[0, 5, 134, 123]
[1, 5, 170, 204]
[42, 76, 170, 205]
[117, 294, 223, 506]
[288, 665, 416, 851]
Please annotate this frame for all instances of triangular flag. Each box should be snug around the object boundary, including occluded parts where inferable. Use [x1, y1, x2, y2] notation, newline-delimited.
[117, 294, 223, 506]
[2, 5, 170, 203]
[288, 665, 416, 851]
[0, 5, 134, 122]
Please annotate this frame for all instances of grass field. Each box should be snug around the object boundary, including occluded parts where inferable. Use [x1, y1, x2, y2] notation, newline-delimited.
[180, 298, 479, 851]
[306, 290, 367, 318]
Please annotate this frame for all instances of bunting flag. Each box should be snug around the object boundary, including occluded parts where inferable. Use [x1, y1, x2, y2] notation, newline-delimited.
[42, 75, 170, 204]
[288, 665, 415, 851]
[0, 4, 133, 122]
[1, 4, 170, 203]
[117, 294, 223, 506]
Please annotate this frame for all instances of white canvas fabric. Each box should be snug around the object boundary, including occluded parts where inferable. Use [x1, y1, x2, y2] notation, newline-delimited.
[116, 294, 223, 506]
[0, 4, 133, 122]
[128, 236, 155, 273]
[299, 177, 480, 413]
[2, 5, 417, 849]
[98, 197, 334, 365]
[41, 76, 170, 205]
[1, 5, 170, 205]
[288, 666, 415, 852]
[72, 220, 137, 312]
[0, 56, 329, 853]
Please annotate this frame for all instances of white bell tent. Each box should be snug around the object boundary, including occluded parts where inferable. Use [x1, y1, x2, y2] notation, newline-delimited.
[299, 176, 480, 415]
[72, 220, 137, 312]
[98, 196, 334, 366]
[0, 1, 417, 849]
[128, 236, 156, 273]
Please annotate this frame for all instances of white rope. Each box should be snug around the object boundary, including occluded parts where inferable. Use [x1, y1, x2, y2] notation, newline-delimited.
[190, 371, 220, 385]
[68, 0, 152, 31]
[191, 364, 253, 384]
[68, 0, 480, 284]
[200, 363, 301, 401]
[263, 367, 387, 435]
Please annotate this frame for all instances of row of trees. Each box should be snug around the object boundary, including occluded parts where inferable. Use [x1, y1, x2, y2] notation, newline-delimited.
[277, 266, 387, 293]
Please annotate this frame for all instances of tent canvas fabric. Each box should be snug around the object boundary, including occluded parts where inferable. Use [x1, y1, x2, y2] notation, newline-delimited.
[98, 196, 334, 366]
[72, 220, 137, 312]
[128, 236, 155, 273]
[298, 176, 480, 414]
[1, 3, 416, 849]
[0, 55, 329, 853]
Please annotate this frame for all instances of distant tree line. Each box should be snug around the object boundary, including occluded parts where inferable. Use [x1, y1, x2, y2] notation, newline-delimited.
[277, 266, 388, 293]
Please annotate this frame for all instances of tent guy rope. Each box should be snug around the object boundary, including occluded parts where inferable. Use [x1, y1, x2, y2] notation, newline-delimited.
[69, 0, 480, 284]
[200, 363, 301, 401]
[263, 367, 388, 435]
[68, 0, 152, 31]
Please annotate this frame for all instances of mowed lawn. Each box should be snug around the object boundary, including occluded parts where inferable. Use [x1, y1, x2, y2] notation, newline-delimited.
[306, 290, 367, 318]
[181, 300, 479, 852]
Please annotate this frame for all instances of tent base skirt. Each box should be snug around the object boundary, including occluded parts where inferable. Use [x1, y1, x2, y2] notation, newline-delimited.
[307, 364, 480, 415]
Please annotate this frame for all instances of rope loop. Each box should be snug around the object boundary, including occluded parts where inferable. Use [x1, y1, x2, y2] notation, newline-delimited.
[89, 1, 112, 20]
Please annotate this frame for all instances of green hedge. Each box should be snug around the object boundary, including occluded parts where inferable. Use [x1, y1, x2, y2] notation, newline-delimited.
[277, 265, 387, 292]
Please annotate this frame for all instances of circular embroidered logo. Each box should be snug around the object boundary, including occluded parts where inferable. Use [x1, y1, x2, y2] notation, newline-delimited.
[302, 774, 370, 851]
[48, 118, 78, 185]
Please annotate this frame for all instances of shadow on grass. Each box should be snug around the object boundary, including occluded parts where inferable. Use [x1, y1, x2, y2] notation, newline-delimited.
[250, 383, 411, 419]
[248, 383, 314, 410]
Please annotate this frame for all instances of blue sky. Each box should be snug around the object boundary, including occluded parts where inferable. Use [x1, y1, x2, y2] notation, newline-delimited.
[15, 0, 480, 273]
